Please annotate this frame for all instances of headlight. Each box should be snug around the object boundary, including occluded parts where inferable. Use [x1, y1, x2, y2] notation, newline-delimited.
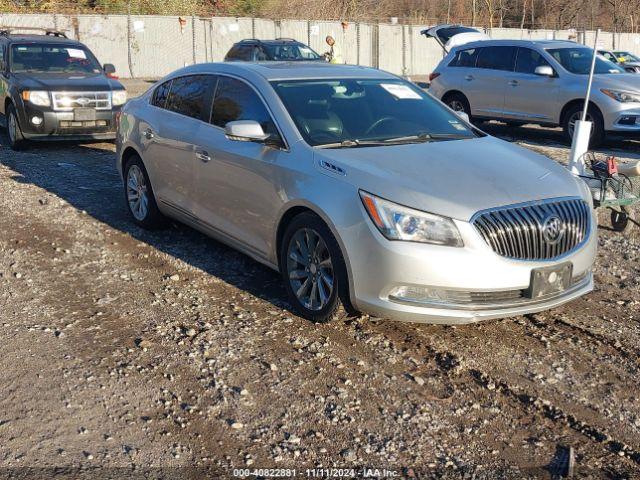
[360, 191, 463, 247]
[601, 89, 640, 103]
[22, 90, 51, 107]
[112, 90, 128, 106]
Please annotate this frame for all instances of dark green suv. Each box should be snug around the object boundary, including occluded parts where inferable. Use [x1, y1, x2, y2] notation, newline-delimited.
[0, 27, 126, 150]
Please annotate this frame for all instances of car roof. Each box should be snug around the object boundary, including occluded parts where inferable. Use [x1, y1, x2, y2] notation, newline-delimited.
[236, 39, 305, 45]
[452, 39, 579, 50]
[166, 62, 398, 82]
[1, 34, 82, 46]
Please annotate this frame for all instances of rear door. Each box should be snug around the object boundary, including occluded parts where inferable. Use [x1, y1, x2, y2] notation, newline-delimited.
[503, 47, 559, 123]
[468, 46, 517, 119]
[143, 75, 216, 216]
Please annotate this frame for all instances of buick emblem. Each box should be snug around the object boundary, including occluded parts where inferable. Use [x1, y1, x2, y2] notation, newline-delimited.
[542, 215, 565, 245]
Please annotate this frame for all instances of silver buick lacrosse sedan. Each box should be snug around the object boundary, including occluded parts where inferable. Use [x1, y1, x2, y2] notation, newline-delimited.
[116, 62, 596, 324]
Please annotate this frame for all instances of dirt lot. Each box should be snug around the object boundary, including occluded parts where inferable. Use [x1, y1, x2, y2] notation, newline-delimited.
[0, 89, 639, 479]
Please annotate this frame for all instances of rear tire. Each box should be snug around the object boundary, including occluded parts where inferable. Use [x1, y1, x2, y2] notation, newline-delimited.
[6, 105, 27, 151]
[443, 92, 471, 118]
[562, 104, 605, 148]
[123, 155, 165, 229]
[279, 212, 356, 323]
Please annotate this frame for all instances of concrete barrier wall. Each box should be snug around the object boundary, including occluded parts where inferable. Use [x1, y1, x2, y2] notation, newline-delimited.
[3, 13, 640, 78]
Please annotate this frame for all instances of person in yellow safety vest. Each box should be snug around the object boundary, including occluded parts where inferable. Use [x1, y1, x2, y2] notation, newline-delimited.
[324, 35, 344, 64]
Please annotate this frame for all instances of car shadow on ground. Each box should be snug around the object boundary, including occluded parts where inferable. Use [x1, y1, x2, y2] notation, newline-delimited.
[0, 135, 293, 313]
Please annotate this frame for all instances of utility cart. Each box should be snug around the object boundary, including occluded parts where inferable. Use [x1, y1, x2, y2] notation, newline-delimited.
[579, 152, 640, 232]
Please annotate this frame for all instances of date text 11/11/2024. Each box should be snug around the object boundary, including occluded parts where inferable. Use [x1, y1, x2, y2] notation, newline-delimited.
[232, 468, 400, 478]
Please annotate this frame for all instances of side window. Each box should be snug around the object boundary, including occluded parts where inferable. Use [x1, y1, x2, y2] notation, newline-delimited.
[151, 80, 172, 109]
[211, 77, 277, 136]
[601, 51, 616, 63]
[515, 48, 552, 74]
[255, 47, 269, 61]
[476, 46, 517, 71]
[235, 46, 254, 61]
[0, 44, 5, 71]
[165, 75, 216, 122]
[449, 48, 479, 68]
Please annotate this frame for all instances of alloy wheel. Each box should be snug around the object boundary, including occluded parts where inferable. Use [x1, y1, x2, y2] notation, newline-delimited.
[126, 165, 149, 221]
[286, 228, 334, 311]
[568, 111, 594, 139]
[449, 100, 465, 112]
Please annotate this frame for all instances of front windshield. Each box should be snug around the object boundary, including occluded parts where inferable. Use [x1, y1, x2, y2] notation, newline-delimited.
[616, 51, 640, 62]
[271, 79, 476, 147]
[547, 47, 624, 74]
[10, 44, 102, 74]
[265, 44, 321, 61]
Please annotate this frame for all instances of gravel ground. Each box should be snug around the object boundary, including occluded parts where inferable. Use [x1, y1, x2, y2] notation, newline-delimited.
[0, 96, 639, 479]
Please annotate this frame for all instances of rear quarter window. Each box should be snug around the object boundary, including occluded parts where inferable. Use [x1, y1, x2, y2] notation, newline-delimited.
[151, 80, 171, 109]
[449, 48, 479, 67]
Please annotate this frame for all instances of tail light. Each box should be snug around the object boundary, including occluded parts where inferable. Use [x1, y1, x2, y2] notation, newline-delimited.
[114, 111, 122, 130]
[429, 72, 440, 82]
[107, 73, 120, 80]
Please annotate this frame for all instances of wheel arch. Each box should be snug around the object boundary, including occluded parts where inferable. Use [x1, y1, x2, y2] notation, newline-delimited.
[441, 89, 467, 103]
[119, 145, 144, 178]
[560, 99, 604, 126]
[274, 200, 355, 306]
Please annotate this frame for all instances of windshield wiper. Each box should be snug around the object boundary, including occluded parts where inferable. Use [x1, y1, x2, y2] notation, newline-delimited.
[381, 132, 473, 144]
[317, 139, 392, 149]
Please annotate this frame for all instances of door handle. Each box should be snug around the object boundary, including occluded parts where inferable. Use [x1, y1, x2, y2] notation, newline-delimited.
[508, 80, 519, 87]
[143, 128, 154, 140]
[195, 150, 211, 163]
[465, 75, 474, 81]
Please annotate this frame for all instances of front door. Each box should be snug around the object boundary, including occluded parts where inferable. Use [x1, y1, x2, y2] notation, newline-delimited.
[194, 76, 286, 258]
[503, 47, 559, 123]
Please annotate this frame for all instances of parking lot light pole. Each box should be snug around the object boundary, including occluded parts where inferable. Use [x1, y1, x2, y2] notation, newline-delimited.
[568, 28, 600, 176]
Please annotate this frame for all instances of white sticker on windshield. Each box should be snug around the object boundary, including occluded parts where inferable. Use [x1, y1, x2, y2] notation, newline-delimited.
[380, 83, 422, 100]
[449, 121, 466, 131]
[67, 48, 87, 59]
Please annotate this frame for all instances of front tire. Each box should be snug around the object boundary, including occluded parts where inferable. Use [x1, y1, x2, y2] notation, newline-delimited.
[279, 212, 354, 323]
[123, 155, 164, 229]
[562, 104, 605, 148]
[6, 105, 27, 151]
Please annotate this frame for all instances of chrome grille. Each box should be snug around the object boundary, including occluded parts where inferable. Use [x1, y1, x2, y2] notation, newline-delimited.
[52, 91, 111, 111]
[472, 198, 590, 261]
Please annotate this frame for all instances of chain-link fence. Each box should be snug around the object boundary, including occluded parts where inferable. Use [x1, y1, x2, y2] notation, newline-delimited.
[3, 12, 640, 79]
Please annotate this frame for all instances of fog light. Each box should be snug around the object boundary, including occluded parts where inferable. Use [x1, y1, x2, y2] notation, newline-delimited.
[389, 285, 449, 304]
[31, 116, 43, 126]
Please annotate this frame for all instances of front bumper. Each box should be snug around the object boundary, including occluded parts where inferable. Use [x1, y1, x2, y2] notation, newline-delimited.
[344, 209, 598, 325]
[17, 104, 119, 141]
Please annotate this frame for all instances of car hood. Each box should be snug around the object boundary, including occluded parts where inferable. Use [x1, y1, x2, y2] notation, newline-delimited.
[592, 72, 640, 90]
[11, 72, 123, 91]
[314, 136, 584, 221]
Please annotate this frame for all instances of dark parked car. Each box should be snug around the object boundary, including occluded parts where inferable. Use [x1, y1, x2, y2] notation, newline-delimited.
[0, 27, 126, 150]
[224, 38, 323, 62]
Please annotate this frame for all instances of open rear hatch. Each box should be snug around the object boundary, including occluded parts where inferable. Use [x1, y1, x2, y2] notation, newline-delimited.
[421, 25, 489, 54]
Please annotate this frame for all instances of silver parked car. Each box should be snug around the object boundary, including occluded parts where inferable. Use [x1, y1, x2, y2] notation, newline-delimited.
[116, 62, 596, 324]
[429, 39, 640, 146]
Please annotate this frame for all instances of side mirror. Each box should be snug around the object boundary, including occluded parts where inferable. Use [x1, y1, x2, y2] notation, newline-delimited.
[456, 111, 470, 123]
[225, 120, 270, 143]
[104, 63, 116, 75]
[534, 65, 554, 77]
